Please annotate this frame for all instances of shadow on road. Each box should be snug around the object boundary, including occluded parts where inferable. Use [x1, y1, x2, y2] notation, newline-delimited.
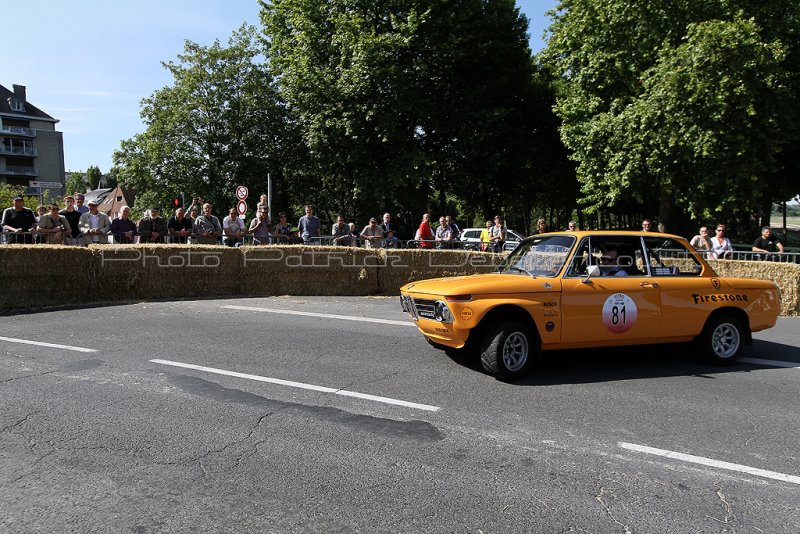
[445, 339, 799, 385]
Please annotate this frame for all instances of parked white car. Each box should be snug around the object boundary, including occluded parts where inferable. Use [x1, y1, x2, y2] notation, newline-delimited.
[459, 227, 525, 251]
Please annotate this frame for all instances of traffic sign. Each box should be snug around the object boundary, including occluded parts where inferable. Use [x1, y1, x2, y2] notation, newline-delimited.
[29, 181, 63, 188]
[237, 200, 247, 216]
[235, 185, 248, 201]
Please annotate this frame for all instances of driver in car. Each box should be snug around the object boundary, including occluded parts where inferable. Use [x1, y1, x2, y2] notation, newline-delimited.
[599, 245, 629, 277]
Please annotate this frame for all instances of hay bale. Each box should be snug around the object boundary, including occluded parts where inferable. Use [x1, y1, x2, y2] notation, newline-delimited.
[93, 244, 243, 301]
[708, 260, 799, 316]
[378, 249, 502, 295]
[0, 245, 98, 312]
[241, 245, 380, 296]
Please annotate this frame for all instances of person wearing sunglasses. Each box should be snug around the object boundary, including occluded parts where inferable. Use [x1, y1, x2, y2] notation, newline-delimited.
[710, 225, 733, 259]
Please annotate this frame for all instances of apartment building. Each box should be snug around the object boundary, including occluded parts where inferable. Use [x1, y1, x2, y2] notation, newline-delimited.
[0, 83, 65, 194]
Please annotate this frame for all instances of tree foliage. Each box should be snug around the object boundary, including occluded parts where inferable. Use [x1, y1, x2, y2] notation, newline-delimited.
[542, 0, 800, 232]
[64, 171, 87, 197]
[113, 25, 292, 214]
[262, 0, 563, 229]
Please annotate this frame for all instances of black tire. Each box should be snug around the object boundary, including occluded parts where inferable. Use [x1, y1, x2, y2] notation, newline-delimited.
[698, 314, 745, 364]
[480, 321, 538, 380]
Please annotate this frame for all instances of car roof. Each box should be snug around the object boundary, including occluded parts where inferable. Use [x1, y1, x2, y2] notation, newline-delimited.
[534, 230, 684, 239]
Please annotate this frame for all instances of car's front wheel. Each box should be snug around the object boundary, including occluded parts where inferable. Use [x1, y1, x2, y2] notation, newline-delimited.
[698, 314, 745, 364]
[480, 321, 538, 380]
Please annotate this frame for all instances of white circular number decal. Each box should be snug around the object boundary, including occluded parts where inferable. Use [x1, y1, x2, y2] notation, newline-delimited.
[602, 293, 638, 334]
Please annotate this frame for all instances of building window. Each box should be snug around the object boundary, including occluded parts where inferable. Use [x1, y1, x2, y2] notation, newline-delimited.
[8, 98, 26, 112]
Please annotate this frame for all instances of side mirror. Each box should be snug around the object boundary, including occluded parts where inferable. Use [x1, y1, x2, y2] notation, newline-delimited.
[583, 264, 599, 283]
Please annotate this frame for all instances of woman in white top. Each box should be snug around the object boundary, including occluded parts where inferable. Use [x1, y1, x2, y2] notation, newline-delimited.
[710, 224, 733, 259]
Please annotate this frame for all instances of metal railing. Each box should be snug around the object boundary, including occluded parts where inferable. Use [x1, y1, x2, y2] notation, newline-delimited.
[0, 145, 36, 156]
[3, 165, 38, 175]
[0, 125, 35, 137]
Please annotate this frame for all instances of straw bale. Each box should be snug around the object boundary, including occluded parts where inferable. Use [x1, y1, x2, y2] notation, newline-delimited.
[708, 260, 799, 316]
[93, 244, 243, 301]
[0, 245, 98, 312]
[378, 249, 502, 295]
[241, 245, 380, 296]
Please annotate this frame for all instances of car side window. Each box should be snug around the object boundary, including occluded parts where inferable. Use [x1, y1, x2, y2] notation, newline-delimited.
[566, 238, 591, 277]
[590, 236, 648, 277]
[643, 237, 702, 276]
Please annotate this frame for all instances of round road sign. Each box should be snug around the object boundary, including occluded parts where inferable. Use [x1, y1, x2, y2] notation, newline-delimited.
[237, 200, 247, 216]
[235, 185, 249, 201]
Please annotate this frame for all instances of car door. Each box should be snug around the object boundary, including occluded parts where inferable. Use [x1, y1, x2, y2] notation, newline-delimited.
[641, 236, 709, 339]
[560, 236, 661, 345]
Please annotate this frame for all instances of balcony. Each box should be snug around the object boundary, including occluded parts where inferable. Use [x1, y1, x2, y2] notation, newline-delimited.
[1, 165, 39, 176]
[0, 125, 36, 137]
[0, 145, 37, 156]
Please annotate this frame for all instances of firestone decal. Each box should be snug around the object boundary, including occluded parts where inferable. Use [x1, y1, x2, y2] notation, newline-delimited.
[602, 293, 638, 334]
[692, 293, 748, 304]
[711, 279, 721, 290]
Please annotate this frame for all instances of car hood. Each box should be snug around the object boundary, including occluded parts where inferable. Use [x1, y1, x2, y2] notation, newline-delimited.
[401, 273, 554, 296]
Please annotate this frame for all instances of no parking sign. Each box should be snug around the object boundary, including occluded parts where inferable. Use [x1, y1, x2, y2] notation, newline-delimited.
[235, 185, 248, 201]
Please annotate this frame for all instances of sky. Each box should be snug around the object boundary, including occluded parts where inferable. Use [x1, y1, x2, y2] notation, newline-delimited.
[2, 0, 558, 174]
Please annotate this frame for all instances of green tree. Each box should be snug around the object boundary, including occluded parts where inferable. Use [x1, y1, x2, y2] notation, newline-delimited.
[113, 25, 293, 213]
[64, 171, 88, 197]
[262, 0, 547, 228]
[542, 0, 800, 233]
[86, 165, 103, 190]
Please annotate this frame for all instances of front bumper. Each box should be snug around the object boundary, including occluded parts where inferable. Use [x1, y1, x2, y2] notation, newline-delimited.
[400, 293, 471, 348]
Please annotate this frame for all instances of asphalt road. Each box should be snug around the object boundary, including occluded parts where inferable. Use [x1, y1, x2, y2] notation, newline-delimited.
[1, 296, 799, 533]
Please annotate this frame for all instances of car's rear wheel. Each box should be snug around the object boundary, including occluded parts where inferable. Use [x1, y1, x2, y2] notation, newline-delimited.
[480, 321, 537, 380]
[698, 314, 745, 364]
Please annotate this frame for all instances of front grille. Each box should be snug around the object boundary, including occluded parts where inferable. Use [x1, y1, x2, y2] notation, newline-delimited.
[412, 298, 437, 320]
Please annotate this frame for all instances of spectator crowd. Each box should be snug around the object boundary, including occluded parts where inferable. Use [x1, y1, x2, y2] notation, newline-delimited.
[1, 193, 794, 260]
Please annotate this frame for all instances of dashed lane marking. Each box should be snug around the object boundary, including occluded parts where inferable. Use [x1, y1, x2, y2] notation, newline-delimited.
[150, 358, 440, 412]
[619, 442, 800, 485]
[0, 336, 97, 353]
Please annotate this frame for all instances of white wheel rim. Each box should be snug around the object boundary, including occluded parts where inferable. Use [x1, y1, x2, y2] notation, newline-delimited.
[502, 332, 529, 372]
[712, 323, 740, 358]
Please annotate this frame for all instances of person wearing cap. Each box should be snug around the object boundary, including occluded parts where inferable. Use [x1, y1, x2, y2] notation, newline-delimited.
[360, 217, 384, 249]
[110, 206, 137, 244]
[248, 207, 272, 245]
[138, 207, 168, 243]
[78, 199, 111, 244]
[74, 193, 89, 214]
[168, 207, 192, 244]
[2, 195, 37, 244]
[36, 203, 72, 244]
[59, 195, 82, 245]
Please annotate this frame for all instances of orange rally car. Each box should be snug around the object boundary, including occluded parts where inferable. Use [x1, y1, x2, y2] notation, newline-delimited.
[400, 231, 781, 380]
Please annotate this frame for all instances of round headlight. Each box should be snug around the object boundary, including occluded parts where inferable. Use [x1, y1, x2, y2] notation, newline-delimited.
[434, 301, 446, 321]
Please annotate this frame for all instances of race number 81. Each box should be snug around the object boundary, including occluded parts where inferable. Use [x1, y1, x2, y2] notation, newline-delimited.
[602, 293, 638, 334]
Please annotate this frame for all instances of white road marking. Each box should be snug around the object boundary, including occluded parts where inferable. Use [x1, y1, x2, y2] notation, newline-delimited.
[0, 336, 97, 353]
[619, 442, 800, 485]
[740, 357, 800, 369]
[221, 304, 416, 327]
[150, 358, 440, 412]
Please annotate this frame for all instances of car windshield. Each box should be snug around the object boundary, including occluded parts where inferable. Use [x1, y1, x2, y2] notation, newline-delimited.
[498, 235, 576, 277]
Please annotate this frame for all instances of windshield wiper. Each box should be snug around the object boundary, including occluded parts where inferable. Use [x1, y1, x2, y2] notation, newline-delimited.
[505, 266, 536, 278]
